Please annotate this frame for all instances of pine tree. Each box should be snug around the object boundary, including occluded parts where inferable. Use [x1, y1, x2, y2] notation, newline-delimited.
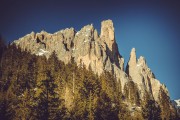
[123, 80, 140, 105]
[14, 89, 33, 120]
[158, 86, 176, 119]
[142, 100, 161, 120]
[35, 70, 65, 120]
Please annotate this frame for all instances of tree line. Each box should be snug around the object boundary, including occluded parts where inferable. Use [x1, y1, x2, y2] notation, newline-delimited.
[0, 39, 179, 120]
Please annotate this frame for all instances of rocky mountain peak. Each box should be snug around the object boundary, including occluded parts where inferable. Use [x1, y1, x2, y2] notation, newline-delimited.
[126, 48, 170, 100]
[137, 56, 146, 67]
[129, 48, 137, 68]
[100, 19, 115, 51]
[13, 20, 171, 103]
[13, 20, 124, 80]
[6, 19, 178, 119]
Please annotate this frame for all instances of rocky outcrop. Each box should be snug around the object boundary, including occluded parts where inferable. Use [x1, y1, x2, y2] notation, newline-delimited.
[172, 99, 180, 116]
[13, 20, 127, 91]
[126, 48, 170, 101]
[172, 99, 180, 109]
[13, 19, 171, 104]
[100, 20, 115, 51]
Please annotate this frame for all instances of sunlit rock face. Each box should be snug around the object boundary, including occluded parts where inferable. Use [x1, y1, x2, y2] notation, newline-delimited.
[13, 20, 128, 91]
[13, 19, 170, 103]
[126, 48, 169, 101]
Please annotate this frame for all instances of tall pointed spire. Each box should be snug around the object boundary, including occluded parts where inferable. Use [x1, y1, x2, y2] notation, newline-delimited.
[129, 48, 137, 68]
[126, 48, 137, 75]
[100, 19, 115, 51]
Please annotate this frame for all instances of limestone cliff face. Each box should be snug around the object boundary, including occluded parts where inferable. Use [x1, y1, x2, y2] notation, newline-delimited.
[100, 20, 115, 51]
[13, 20, 128, 91]
[126, 48, 169, 101]
[13, 19, 170, 103]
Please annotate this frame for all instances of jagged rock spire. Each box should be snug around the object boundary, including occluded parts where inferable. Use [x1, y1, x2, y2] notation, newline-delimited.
[100, 19, 115, 51]
[13, 20, 126, 88]
[126, 48, 152, 99]
[125, 48, 170, 101]
[126, 48, 136, 75]
[129, 48, 137, 67]
[13, 20, 170, 103]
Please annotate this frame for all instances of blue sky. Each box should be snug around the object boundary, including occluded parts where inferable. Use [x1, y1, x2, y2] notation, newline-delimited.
[0, 0, 180, 100]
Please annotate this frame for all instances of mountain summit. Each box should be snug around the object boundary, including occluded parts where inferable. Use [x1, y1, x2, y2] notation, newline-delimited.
[13, 20, 166, 100]
[11, 19, 179, 119]
[14, 20, 127, 87]
[14, 20, 124, 74]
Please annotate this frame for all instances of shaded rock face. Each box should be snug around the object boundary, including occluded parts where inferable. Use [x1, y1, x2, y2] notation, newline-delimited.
[172, 99, 180, 116]
[172, 99, 180, 109]
[13, 19, 170, 103]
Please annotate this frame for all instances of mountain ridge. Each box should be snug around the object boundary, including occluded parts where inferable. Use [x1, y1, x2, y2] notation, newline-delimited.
[13, 19, 128, 90]
[11, 19, 179, 119]
[13, 19, 166, 100]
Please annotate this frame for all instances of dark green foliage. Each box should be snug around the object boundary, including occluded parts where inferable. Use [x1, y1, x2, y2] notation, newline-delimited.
[95, 91, 119, 120]
[142, 100, 161, 120]
[35, 71, 60, 120]
[158, 86, 179, 120]
[124, 80, 140, 105]
[0, 44, 179, 120]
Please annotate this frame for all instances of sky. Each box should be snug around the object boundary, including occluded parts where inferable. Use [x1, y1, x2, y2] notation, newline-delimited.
[0, 0, 180, 100]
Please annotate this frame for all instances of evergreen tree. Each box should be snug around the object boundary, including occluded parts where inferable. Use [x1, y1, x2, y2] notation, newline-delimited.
[124, 80, 140, 105]
[14, 89, 33, 120]
[0, 43, 179, 120]
[35, 70, 65, 120]
[142, 100, 161, 120]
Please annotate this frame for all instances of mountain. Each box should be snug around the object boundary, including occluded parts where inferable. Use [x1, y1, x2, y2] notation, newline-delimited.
[13, 19, 168, 101]
[172, 99, 180, 109]
[13, 20, 128, 89]
[0, 20, 179, 119]
[172, 99, 180, 117]
[174, 99, 180, 108]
